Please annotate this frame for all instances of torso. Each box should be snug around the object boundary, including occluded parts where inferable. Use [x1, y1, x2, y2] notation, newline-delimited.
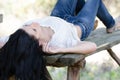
[23, 16, 82, 48]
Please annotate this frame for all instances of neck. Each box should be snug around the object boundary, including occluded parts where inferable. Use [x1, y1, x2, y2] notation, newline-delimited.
[42, 27, 54, 36]
[40, 27, 54, 46]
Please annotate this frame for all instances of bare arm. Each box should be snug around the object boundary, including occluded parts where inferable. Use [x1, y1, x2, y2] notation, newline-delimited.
[44, 41, 97, 54]
[61, 41, 97, 54]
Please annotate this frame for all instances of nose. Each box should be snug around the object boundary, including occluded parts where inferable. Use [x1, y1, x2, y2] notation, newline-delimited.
[30, 22, 40, 27]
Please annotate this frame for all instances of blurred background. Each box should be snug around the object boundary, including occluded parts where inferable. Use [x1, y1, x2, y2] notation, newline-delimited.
[0, 0, 120, 80]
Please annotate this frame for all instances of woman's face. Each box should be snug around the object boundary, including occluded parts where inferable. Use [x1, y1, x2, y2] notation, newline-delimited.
[22, 23, 52, 46]
[22, 23, 40, 40]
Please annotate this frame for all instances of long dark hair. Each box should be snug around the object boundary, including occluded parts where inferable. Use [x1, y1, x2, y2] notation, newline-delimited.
[0, 29, 51, 80]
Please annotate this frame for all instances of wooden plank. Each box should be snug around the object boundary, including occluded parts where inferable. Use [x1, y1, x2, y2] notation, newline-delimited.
[58, 54, 85, 66]
[46, 54, 85, 67]
[46, 28, 120, 67]
[86, 28, 120, 55]
[44, 54, 62, 65]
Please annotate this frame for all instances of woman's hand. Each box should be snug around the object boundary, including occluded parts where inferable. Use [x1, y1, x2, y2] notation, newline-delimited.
[47, 47, 63, 54]
[42, 42, 63, 54]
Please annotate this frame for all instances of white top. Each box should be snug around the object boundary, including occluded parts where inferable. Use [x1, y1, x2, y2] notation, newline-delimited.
[0, 16, 80, 48]
[0, 36, 9, 44]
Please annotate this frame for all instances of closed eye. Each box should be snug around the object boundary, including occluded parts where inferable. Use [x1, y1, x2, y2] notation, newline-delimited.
[33, 28, 36, 32]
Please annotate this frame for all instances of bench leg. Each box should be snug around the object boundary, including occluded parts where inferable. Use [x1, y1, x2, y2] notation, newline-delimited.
[67, 66, 80, 80]
[107, 48, 120, 66]
[67, 60, 86, 80]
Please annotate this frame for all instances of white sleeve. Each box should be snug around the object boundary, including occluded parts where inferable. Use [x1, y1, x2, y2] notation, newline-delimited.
[0, 36, 9, 43]
[0, 36, 9, 48]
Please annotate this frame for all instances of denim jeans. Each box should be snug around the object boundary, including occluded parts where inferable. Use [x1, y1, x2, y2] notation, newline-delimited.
[51, 0, 115, 40]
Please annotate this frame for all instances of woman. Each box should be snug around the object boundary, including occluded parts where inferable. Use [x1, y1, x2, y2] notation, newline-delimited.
[0, 0, 120, 79]
[1, 0, 120, 54]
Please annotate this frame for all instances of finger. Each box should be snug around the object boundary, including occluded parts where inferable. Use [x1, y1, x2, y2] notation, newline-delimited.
[48, 47, 57, 54]
[42, 43, 47, 52]
[42, 42, 49, 52]
[45, 44, 49, 53]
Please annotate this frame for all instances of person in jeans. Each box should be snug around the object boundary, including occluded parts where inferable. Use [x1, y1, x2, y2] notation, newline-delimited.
[0, 0, 120, 79]
[1, 0, 120, 53]
[51, 0, 119, 40]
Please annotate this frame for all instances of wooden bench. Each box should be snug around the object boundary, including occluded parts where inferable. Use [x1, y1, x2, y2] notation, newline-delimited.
[45, 28, 120, 80]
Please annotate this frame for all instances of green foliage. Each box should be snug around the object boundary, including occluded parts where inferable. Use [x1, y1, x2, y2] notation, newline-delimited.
[80, 63, 120, 80]
[47, 67, 67, 80]
[47, 63, 120, 80]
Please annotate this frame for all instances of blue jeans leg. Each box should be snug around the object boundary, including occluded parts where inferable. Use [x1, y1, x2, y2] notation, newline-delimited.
[50, 0, 78, 19]
[76, 0, 115, 29]
[71, 0, 115, 40]
[51, 0, 115, 40]
[75, 0, 85, 15]
[96, 2, 115, 29]
[68, 0, 101, 40]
